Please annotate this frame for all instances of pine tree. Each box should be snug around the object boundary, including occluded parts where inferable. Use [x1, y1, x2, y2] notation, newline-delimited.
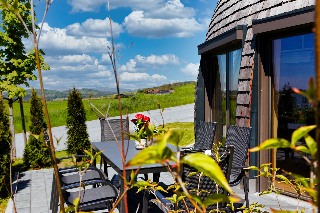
[23, 90, 50, 168]
[66, 87, 90, 155]
[0, 94, 11, 197]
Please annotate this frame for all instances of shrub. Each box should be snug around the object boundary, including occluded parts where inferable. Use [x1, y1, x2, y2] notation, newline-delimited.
[66, 87, 90, 155]
[0, 96, 11, 197]
[23, 90, 50, 168]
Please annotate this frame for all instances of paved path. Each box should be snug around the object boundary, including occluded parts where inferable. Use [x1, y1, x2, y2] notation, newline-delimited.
[7, 168, 315, 213]
[15, 104, 195, 158]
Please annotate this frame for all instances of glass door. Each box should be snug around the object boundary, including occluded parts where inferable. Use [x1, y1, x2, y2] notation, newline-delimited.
[272, 33, 315, 193]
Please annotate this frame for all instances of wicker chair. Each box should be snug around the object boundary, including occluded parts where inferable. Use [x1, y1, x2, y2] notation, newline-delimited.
[193, 121, 217, 150]
[146, 146, 234, 213]
[99, 117, 128, 141]
[46, 130, 119, 213]
[224, 124, 252, 207]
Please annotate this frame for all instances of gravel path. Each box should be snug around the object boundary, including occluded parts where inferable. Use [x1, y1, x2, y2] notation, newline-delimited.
[14, 103, 195, 158]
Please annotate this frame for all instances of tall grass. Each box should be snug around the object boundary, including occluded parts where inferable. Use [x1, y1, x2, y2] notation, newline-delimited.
[6, 84, 195, 133]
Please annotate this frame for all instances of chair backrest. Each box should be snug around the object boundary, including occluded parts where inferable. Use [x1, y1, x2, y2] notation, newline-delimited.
[179, 146, 234, 211]
[193, 121, 217, 150]
[224, 125, 252, 185]
[99, 118, 128, 141]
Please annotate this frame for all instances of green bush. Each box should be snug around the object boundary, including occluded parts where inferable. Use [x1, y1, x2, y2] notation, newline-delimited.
[23, 90, 50, 168]
[0, 96, 11, 197]
[66, 87, 90, 155]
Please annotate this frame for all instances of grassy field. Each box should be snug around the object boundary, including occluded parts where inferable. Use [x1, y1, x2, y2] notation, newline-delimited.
[6, 83, 195, 133]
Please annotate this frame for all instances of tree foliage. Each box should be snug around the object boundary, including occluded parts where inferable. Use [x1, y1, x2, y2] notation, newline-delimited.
[0, 95, 11, 197]
[0, 0, 49, 99]
[66, 87, 90, 155]
[23, 90, 50, 168]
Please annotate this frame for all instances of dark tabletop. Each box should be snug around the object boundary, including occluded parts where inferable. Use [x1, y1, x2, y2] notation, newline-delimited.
[92, 140, 180, 174]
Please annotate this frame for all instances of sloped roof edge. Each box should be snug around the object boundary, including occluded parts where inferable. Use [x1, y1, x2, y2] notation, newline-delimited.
[198, 25, 246, 55]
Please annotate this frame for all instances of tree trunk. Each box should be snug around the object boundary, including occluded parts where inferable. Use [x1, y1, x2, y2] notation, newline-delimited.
[19, 97, 27, 145]
[8, 98, 16, 160]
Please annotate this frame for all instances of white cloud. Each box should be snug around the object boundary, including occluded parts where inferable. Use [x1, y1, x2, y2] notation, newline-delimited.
[45, 54, 97, 65]
[66, 18, 123, 38]
[135, 54, 179, 65]
[67, 0, 163, 13]
[119, 72, 167, 82]
[34, 23, 113, 55]
[119, 54, 180, 72]
[179, 63, 199, 76]
[91, 71, 112, 77]
[120, 59, 137, 72]
[123, 11, 208, 38]
[99, 54, 112, 65]
[146, 0, 195, 19]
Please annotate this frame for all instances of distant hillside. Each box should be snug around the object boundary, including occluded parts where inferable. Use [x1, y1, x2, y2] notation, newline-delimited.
[1, 81, 195, 101]
[21, 88, 114, 101]
[137, 81, 196, 93]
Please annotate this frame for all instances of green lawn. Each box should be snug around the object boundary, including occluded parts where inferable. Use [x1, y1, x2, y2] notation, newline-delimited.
[6, 84, 195, 133]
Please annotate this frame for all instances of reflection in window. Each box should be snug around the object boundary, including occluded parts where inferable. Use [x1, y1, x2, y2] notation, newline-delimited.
[273, 33, 315, 179]
[213, 49, 241, 143]
[229, 49, 241, 125]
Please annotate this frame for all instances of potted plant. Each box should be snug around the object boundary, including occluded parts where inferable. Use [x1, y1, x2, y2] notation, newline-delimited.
[131, 114, 156, 149]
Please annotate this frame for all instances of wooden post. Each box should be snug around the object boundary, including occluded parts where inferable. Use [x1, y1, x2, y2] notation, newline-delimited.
[19, 97, 27, 145]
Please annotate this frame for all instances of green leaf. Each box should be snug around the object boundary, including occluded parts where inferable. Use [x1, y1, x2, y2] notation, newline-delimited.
[294, 146, 310, 154]
[188, 194, 204, 208]
[73, 197, 80, 207]
[302, 187, 317, 201]
[249, 138, 291, 152]
[187, 172, 198, 177]
[130, 170, 135, 183]
[126, 144, 176, 167]
[291, 125, 316, 147]
[181, 153, 233, 194]
[203, 194, 240, 207]
[304, 135, 317, 158]
[63, 206, 76, 213]
[246, 166, 259, 171]
[259, 190, 272, 196]
[133, 181, 153, 188]
[155, 186, 167, 193]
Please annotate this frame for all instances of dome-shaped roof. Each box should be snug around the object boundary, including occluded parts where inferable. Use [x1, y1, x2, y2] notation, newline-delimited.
[206, 0, 314, 41]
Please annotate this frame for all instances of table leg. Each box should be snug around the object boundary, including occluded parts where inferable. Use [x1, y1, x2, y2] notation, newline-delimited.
[119, 175, 126, 213]
[92, 148, 96, 167]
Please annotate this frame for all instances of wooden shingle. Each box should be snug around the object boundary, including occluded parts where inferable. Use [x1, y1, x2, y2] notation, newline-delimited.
[237, 94, 250, 105]
[238, 80, 251, 91]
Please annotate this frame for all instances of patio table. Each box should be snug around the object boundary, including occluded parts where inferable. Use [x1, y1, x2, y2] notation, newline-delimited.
[91, 140, 180, 213]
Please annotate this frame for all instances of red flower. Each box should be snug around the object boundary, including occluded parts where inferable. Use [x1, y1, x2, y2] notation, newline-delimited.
[143, 116, 150, 122]
[135, 114, 144, 119]
[131, 119, 137, 123]
[171, 164, 177, 168]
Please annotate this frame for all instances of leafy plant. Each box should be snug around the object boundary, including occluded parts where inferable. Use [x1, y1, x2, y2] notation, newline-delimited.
[66, 87, 90, 156]
[23, 90, 50, 168]
[0, 94, 11, 197]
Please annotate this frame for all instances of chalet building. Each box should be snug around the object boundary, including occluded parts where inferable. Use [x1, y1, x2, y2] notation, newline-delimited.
[195, 0, 315, 195]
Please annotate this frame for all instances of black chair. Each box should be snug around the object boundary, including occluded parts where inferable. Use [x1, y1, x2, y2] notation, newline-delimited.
[224, 124, 252, 207]
[193, 121, 217, 150]
[45, 130, 119, 213]
[99, 117, 128, 141]
[146, 146, 234, 213]
[99, 117, 132, 180]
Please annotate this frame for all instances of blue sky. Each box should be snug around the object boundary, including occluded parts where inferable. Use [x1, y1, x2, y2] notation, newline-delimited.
[24, 0, 217, 91]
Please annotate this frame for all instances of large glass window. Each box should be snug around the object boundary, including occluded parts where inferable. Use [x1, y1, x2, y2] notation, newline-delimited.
[213, 48, 241, 143]
[272, 33, 315, 188]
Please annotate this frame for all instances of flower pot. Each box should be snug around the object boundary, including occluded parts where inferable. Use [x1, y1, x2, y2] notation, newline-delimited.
[135, 139, 147, 149]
